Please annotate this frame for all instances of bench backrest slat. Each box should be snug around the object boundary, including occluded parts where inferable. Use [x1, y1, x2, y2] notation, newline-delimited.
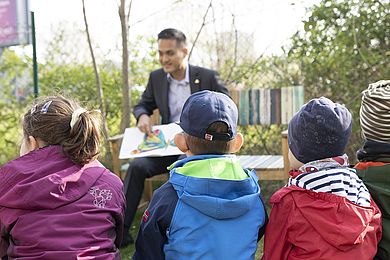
[231, 86, 304, 126]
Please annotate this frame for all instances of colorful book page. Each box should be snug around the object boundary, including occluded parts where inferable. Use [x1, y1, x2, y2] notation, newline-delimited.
[119, 123, 183, 159]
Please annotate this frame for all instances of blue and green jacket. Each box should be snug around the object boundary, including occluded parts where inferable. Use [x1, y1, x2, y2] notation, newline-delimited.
[133, 154, 267, 260]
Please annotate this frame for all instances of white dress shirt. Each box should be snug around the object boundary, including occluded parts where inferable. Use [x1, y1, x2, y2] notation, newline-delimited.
[167, 64, 191, 123]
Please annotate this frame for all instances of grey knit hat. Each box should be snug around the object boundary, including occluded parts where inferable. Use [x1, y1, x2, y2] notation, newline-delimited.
[360, 80, 390, 143]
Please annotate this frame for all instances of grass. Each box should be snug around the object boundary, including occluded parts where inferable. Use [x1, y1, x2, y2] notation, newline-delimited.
[120, 210, 143, 260]
[120, 180, 284, 259]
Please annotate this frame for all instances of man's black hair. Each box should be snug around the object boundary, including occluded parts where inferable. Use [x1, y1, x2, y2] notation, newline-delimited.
[157, 28, 186, 46]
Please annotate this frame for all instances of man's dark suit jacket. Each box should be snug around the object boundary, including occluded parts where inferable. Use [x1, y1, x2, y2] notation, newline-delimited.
[133, 64, 229, 124]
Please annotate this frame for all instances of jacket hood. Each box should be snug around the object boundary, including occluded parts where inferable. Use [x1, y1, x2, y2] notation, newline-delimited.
[271, 186, 380, 250]
[169, 155, 261, 220]
[0, 146, 105, 210]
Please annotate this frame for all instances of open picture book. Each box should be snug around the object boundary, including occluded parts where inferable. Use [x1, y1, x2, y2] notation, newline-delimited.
[119, 123, 184, 159]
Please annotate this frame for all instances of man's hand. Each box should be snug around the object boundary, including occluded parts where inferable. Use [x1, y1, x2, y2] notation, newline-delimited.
[137, 114, 152, 134]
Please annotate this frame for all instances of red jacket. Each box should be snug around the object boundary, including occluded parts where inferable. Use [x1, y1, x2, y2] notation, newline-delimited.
[263, 186, 382, 260]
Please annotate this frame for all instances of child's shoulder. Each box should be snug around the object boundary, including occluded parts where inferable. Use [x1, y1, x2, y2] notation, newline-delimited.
[270, 186, 300, 204]
[88, 162, 123, 193]
[152, 181, 178, 204]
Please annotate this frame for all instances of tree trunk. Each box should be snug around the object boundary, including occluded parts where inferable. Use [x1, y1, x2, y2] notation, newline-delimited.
[81, 0, 112, 161]
[119, 0, 131, 132]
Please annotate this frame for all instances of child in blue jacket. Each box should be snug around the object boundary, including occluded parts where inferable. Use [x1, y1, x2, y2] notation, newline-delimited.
[133, 90, 267, 260]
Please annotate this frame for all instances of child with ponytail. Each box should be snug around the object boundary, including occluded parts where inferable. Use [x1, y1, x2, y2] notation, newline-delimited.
[0, 96, 125, 260]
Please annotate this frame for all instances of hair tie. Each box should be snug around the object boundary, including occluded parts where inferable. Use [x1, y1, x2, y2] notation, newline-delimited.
[70, 108, 87, 129]
[30, 104, 37, 114]
[41, 100, 53, 114]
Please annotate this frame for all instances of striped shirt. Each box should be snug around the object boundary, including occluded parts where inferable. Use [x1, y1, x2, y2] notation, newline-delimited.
[287, 155, 371, 207]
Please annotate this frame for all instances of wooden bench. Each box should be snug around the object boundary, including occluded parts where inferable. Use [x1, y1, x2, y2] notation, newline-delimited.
[108, 129, 289, 202]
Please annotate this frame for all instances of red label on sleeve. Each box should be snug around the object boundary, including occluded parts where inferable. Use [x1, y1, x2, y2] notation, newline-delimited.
[142, 209, 150, 223]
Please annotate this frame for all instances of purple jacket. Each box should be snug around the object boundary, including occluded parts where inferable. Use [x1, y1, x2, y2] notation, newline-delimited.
[0, 146, 125, 260]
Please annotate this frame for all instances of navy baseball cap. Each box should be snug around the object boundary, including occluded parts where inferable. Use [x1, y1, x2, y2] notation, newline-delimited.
[179, 90, 238, 141]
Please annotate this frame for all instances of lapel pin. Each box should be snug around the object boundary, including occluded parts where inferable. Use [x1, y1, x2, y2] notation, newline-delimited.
[194, 79, 200, 84]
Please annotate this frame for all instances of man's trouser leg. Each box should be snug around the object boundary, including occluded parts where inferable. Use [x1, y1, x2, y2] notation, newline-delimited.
[123, 155, 180, 232]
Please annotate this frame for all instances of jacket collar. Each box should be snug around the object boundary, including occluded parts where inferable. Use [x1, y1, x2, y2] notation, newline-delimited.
[169, 154, 236, 170]
[289, 154, 350, 178]
[356, 139, 390, 161]
[167, 61, 190, 85]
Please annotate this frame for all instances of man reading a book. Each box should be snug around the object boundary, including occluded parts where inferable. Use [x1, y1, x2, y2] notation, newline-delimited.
[121, 28, 229, 247]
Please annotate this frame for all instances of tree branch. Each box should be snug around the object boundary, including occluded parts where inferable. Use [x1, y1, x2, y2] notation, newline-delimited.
[129, 0, 182, 28]
[188, 0, 213, 61]
[352, 14, 372, 66]
[82, 0, 112, 160]
[373, 0, 386, 9]
[211, 4, 220, 69]
[126, 0, 133, 26]
[226, 52, 265, 85]
[225, 13, 238, 83]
